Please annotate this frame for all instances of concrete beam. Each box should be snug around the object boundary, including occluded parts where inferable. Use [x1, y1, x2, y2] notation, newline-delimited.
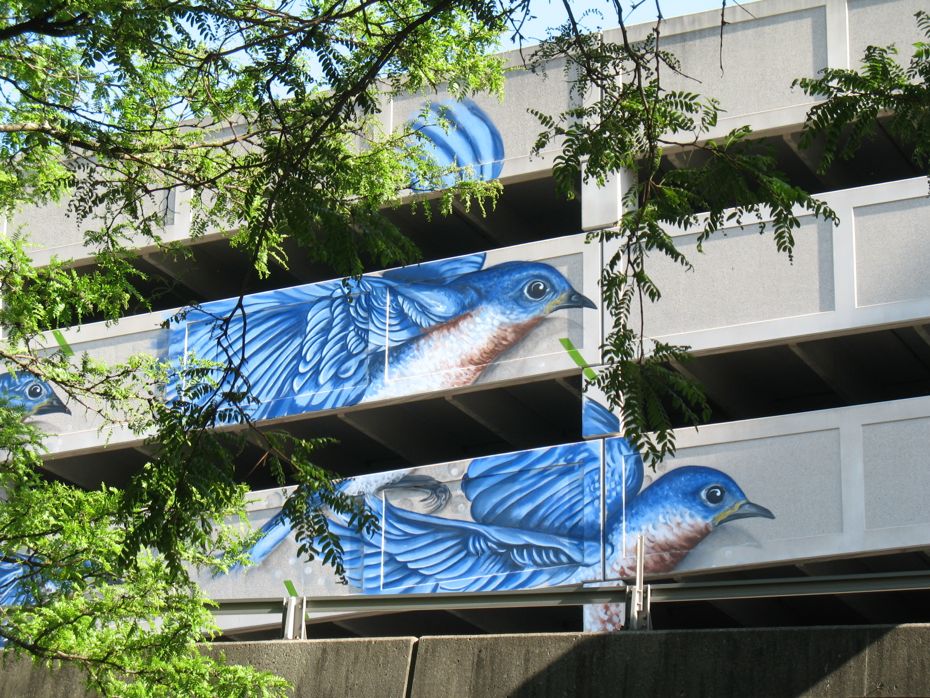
[0, 637, 417, 698]
[788, 341, 881, 404]
[337, 410, 449, 465]
[670, 359, 767, 419]
[11, 627, 930, 697]
[445, 392, 540, 450]
[410, 626, 930, 698]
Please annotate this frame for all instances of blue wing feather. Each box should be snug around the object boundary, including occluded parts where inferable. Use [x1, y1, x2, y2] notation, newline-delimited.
[328, 497, 588, 593]
[438, 101, 504, 181]
[172, 269, 476, 420]
[462, 438, 643, 546]
[462, 442, 600, 539]
[381, 502, 586, 592]
[408, 99, 504, 191]
[582, 396, 621, 437]
[381, 253, 485, 284]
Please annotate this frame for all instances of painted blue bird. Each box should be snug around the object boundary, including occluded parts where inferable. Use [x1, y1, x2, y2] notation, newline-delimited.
[0, 558, 30, 608]
[615, 466, 774, 578]
[320, 438, 772, 598]
[324, 436, 640, 594]
[172, 252, 595, 422]
[0, 372, 69, 417]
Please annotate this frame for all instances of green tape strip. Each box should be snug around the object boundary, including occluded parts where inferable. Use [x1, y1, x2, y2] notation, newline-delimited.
[559, 337, 598, 382]
[283, 580, 298, 597]
[52, 329, 73, 357]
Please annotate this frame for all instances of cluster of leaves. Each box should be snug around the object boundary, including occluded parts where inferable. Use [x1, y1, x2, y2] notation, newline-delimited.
[795, 10, 930, 175]
[530, 2, 838, 466]
[0, 0, 510, 694]
[0, 375, 289, 696]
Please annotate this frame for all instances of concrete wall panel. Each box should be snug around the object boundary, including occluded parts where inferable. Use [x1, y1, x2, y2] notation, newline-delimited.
[659, 428, 844, 573]
[649, 7, 826, 119]
[854, 196, 930, 306]
[410, 625, 930, 698]
[641, 216, 834, 338]
[0, 638, 416, 698]
[213, 638, 416, 698]
[863, 415, 930, 530]
[849, 0, 927, 68]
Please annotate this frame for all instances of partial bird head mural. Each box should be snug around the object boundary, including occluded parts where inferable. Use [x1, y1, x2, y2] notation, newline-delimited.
[0, 372, 70, 417]
[618, 465, 774, 582]
[454, 261, 596, 323]
[631, 465, 774, 531]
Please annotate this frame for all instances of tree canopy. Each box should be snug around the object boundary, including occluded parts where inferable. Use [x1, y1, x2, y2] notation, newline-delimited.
[0, 0, 917, 694]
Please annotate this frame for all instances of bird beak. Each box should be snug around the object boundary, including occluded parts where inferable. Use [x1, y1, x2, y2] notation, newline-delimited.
[713, 499, 775, 526]
[549, 290, 597, 312]
[35, 392, 70, 416]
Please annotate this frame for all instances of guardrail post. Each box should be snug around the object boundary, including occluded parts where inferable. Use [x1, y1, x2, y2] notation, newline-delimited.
[626, 534, 652, 630]
[282, 595, 307, 640]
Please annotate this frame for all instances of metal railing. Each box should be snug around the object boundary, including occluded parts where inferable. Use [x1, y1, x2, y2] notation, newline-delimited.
[211, 539, 930, 639]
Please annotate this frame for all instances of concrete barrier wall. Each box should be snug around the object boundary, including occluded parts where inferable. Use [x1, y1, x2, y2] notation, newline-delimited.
[0, 637, 417, 698]
[6, 625, 930, 697]
[411, 626, 930, 698]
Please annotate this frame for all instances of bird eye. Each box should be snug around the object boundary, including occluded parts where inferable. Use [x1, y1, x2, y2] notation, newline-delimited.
[524, 279, 549, 300]
[26, 383, 44, 400]
[703, 485, 725, 505]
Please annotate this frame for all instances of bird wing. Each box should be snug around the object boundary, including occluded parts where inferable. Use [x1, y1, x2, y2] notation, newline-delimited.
[409, 100, 504, 189]
[332, 499, 587, 594]
[171, 267, 474, 419]
[462, 438, 644, 545]
[582, 396, 621, 437]
[462, 442, 601, 539]
[381, 252, 485, 284]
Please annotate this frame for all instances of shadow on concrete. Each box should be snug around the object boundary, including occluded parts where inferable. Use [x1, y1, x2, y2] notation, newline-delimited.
[507, 626, 906, 698]
[410, 625, 930, 698]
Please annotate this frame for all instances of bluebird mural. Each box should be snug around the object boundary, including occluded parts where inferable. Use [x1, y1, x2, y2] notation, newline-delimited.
[219, 398, 774, 632]
[1, 98, 784, 635]
[0, 371, 69, 417]
[170, 252, 594, 422]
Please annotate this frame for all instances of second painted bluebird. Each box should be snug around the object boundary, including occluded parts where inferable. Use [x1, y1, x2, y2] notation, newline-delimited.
[0, 372, 70, 417]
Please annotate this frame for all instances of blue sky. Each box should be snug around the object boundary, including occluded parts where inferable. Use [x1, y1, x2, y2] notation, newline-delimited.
[505, 0, 737, 46]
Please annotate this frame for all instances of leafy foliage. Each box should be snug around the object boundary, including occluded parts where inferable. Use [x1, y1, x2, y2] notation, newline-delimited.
[795, 10, 930, 174]
[530, 5, 837, 466]
[0, 0, 507, 694]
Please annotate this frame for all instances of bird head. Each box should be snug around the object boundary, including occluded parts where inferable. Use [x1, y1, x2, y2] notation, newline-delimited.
[0, 371, 70, 417]
[635, 465, 774, 529]
[458, 261, 596, 322]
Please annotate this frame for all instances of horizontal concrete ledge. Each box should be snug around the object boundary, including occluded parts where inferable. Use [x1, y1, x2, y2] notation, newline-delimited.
[0, 636, 417, 698]
[6, 625, 930, 697]
[410, 625, 930, 698]
[212, 638, 417, 698]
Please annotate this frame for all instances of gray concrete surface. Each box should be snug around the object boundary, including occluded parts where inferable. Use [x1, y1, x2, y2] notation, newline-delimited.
[0, 655, 98, 698]
[213, 638, 416, 698]
[6, 626, 930, 697]
[0, 637, 416, 698]
[409, 625, 930, 698]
